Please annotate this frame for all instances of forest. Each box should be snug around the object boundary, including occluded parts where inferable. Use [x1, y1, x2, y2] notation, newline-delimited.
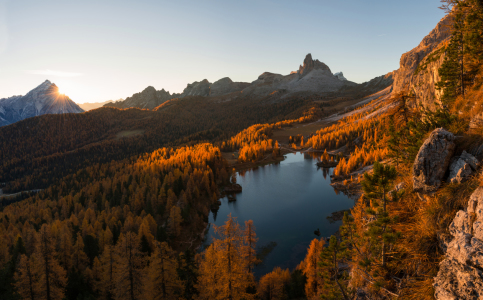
[1, 0, 483, 299]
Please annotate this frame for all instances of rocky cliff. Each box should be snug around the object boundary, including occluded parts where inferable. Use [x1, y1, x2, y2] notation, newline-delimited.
[392, 15, 452, 109]
[0, 80, 84, 127]
[434, 187, 483, 300]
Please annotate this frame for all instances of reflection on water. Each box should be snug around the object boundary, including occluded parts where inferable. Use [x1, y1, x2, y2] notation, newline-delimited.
[204, 152, 355, 277]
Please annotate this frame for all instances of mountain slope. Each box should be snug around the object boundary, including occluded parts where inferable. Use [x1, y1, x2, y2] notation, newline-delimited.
[0, 80, 84, 126]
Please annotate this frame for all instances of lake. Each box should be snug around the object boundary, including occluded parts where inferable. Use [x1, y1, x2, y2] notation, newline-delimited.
[204, 152, 355, 277]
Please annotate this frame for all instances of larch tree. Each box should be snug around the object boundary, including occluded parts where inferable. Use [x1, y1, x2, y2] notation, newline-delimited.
[197, 214, 255, 300]
[196, 242, 220, 299]
[300, 238, 325, 299]
[14, 254, 40, 300]
[72, 232, 89, 272]
[214, 214, 248, 300]
[58, 225, 73, 272]
[168, 206, 183, 238]
[99, 244, 115, 299]
[144, 241, 183, 300]
[36, 224, 67, 300]
[257, 267, 290, 300]
[178, 250, 199, 300]
[113, 232, 145, 300]
[242, 220, 259, 275]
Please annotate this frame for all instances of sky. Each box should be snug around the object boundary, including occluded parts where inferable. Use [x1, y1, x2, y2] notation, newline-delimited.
[0, 0, 446, 104]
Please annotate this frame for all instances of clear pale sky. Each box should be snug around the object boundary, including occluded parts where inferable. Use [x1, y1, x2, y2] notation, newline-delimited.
[0, 0, 445, 104]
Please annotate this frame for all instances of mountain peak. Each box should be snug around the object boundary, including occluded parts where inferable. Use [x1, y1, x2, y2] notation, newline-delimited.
[298, 53, 331, 76]
[32, 80, 54, 92]
[0, 80, 83, 126]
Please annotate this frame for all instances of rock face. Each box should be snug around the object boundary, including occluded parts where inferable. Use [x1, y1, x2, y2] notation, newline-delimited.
[209, 77, 250, 97]
[180, 79, 211, 97]
[448, 151, 480, 184]
[298, 53, 332, 77]
[413, 128, 456, 193]
[392, 15, 452, 110]
[434, 187, 483, 300]
[0, 80, 84, 127]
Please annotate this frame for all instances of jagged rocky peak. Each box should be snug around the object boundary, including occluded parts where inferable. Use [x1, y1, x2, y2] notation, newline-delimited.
[182, 79, 211, 97]
[0, 80, 84, 127]
[298, 53, 331, 76]
[333, 72, 348, 81]
[140, 86, 157, 97]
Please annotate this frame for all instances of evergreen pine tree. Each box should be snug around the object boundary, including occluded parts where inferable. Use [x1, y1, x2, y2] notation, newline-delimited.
[319, 236, 350, 300]
[361, 162, 400, 270]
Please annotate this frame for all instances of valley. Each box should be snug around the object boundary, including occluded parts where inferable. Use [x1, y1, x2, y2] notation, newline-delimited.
[1, 1, 483, 300]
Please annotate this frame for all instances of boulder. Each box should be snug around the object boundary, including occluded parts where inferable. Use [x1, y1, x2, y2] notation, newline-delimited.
[413, 128, 456, 194]
[434, 187, 483, 300]
[448, 151, 479, 184]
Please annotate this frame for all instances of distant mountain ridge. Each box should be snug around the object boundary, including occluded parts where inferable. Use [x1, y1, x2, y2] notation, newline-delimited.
[107, 53, 394, 110]
[0, 80, 84, 126]
[79, 100, 115, 111]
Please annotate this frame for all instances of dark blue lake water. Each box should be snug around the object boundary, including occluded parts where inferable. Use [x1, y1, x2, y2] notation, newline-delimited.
[204, 152, 355, 277]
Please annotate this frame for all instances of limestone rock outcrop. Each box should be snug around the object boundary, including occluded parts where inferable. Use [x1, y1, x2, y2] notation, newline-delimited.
[0, 80, 84, 127]
[180, 79, 211, 97]
[298, 53, 332, 77]
[434, 187, 483, 300]
[448, 151, 480, 184]
[392, 15, 452, 110]
[413, 128, 455, 193]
